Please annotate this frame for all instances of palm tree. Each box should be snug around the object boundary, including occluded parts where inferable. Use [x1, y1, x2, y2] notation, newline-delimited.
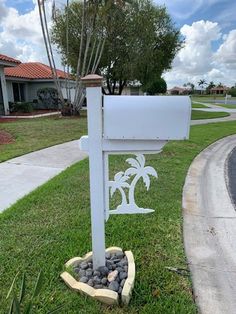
[125, 154, 157, 207]
[109, 172, 130, 206]
[198, 79, 207, 94]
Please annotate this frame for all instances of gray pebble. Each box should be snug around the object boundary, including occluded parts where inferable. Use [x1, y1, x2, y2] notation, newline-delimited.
[88, 262, 92, 268]
[119, 272, 127, 280]
[116, 267, 123, 273]
[108, 281, 119, 292]
[111, 264, 116, 270]
[112, 259, 121, 263]
[118, 287, 123, 294]
[79, 276, 88, 283]
[80, 262, 89, 270]
[120, 279, 126, 287]
[78, 269, 86, 278]
[116, 251, 124, 259]
[106, 260, 114, 267]
[94, 284, 103, 289]
[93, 276, 101, 284]
[116, 262, 123, 268]
[98, 266, 109, 276]
[124, 265, 128, 272]
[120, 258, 128, 266]
[86, 269, 93, 278]
[101, 277, 108, 285]
[87, 279, 94, 287]
[93, 270, 101, 277]
[74, 267, 80, 274]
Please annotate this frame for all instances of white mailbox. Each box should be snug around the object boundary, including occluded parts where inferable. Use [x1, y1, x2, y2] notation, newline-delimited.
[103, 95, 191, 140]
[79, 74, 191, 269]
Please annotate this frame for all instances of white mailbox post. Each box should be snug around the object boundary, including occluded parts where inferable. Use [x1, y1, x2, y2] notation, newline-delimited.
[80, 74, 191, 269]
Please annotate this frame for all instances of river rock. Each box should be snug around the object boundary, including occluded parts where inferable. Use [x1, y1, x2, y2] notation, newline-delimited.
[108, 270, 118, 282]
[108, 281, 119, 292]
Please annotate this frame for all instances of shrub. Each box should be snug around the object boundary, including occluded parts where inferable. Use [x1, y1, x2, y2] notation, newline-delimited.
[13, 102, 33, 113]
[37, 88, 60, 109]
[142, 77, 167, 95]
[229, 88, 236, 97]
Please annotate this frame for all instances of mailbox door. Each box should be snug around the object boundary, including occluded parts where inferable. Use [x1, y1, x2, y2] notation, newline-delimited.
[103, 96, 191, 140]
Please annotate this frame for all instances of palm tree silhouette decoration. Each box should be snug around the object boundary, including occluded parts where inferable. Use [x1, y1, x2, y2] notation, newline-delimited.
[110, 172, 130, 207]
[109, 154, 158, 214]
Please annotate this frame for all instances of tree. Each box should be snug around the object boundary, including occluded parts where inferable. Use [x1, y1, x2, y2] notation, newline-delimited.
[206, 81, 215, 94]
[142, 77, 167, 95]
[229, 87, 236, 97]
[51, 0, 182, 96]
[186, 82, 195, 93]
[198, 79, 207, 94]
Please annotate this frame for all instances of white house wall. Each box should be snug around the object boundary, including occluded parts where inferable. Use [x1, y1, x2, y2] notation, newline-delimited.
[27, 81, 76, 102]
[27, 82, 55, 102]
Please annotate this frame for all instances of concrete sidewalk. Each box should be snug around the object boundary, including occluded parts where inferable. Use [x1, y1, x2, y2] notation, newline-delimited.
[0, 140, 87, 212]
[183, 135, 236, 314]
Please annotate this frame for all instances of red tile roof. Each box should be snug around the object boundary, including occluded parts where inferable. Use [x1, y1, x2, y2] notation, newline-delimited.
[0, 54, 21, 65]
[4, 62, 71, 80]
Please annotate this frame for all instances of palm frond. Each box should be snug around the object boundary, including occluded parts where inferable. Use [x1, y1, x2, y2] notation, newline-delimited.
[145, 166, 158, 178]
[126, 157, 139, 169]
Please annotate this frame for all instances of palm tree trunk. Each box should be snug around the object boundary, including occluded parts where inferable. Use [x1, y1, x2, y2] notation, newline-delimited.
[128, 175, 140, 206]
[118, 187, 127, 206]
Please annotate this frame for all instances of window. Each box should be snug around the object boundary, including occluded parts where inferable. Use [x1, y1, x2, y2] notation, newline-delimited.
[12, 83, 25, 102]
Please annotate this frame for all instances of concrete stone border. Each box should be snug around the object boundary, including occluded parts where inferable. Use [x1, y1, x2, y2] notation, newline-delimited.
[0, 112, 60, 119]
[61, 247, 135, 305]
[183, 135, 236, 314]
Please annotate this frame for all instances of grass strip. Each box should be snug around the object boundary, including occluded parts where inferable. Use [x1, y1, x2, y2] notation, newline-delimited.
[191, 110, 230, 120]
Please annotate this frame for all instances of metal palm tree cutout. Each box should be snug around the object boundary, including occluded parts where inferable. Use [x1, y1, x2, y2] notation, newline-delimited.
[109, 154, 158, 214]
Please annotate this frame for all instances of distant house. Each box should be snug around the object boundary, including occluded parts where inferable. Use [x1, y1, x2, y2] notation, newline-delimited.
[0, 53, 75, 115]
[210, 86, 229, 95]
[167, 86, 190, 95]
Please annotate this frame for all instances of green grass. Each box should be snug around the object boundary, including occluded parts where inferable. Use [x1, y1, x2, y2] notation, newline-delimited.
[214, 104, 236, 109]
[191, 110, 230, 120]
[191, 102, 209, 109]
[0, 113, 87, 162]
[192, 96, 236, 103]
[2, 121, 236, 313]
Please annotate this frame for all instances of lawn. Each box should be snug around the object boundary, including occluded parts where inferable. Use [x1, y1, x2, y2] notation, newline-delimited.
[191, 96, 236, 103]
[191, 110, 230, 120]
[215, 104, 236, 109]
[0, 113, 87, 162]
[1, 121, 236, 313]
[191, 102, 209, 109]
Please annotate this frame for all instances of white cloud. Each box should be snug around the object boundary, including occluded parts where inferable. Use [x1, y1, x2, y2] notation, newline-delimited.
[215, 29, 236, 69]
[0, 0, 62, 66]
[164, 20, 236, 88]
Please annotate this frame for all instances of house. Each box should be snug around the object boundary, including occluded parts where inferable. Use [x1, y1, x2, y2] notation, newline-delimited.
[210, 86, 229, 95]
[167, 86, 190, 95]
[0, 54, 21, 115]
[0, 53, 76, 115]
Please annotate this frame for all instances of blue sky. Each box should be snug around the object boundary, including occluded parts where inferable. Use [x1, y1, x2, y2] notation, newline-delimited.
[0, 0, 236, 88]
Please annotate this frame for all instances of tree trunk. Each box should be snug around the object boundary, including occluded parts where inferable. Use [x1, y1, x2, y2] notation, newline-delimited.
[119, 80, 126, 95]
[106, 78, 112, 94]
